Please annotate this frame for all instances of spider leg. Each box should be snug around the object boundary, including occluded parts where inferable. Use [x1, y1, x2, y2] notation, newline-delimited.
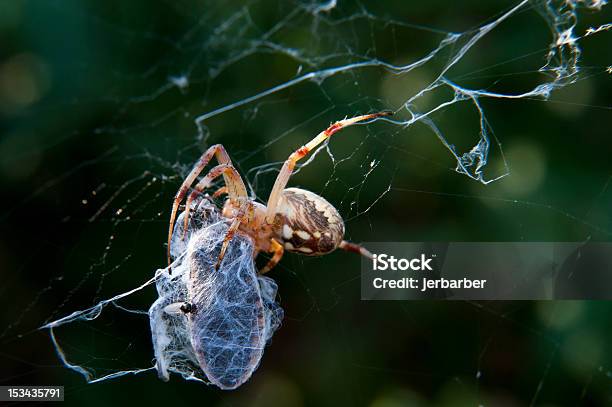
[212, 186, 229, 198]
[259, 239, 284, 275]
[265, 111, 392, 223]
[215, 201, 253, 271]
[339, 240, 373, 260]
[182, 164, 247, 240]
[168, 144, 247, 267]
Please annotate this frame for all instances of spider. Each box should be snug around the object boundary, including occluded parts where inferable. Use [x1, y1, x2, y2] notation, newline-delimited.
[167, 111, 392, 273]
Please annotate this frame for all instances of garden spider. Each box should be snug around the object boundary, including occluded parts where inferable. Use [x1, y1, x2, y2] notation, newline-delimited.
[168, 111, 392, 273]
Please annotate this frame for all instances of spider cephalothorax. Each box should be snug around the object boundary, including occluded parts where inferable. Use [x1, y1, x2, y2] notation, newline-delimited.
[168, 111, 392, 273]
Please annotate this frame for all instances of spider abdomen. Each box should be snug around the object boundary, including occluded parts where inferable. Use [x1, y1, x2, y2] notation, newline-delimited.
[274, 187, 344, 255]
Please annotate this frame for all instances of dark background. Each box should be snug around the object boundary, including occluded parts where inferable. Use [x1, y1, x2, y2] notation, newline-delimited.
[1, 0, 610, 406]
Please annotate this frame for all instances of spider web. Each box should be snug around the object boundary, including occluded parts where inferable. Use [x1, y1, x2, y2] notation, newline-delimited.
[1, 0, 611, 404]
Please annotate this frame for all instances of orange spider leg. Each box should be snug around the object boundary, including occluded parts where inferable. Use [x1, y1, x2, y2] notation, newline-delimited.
[168, 144, 247, 267]
[182, 164, 246, 240]
[260, 239, 284, 275]
[339, 240, 373, 260]
[215, 201, 254, 270]
[212, 186, 229, 199]
[265, 111, 392, 223]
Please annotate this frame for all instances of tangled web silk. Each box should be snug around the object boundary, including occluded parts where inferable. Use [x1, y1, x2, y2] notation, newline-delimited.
[152, 199, 283, 389]
[44, 199, 283, 389]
